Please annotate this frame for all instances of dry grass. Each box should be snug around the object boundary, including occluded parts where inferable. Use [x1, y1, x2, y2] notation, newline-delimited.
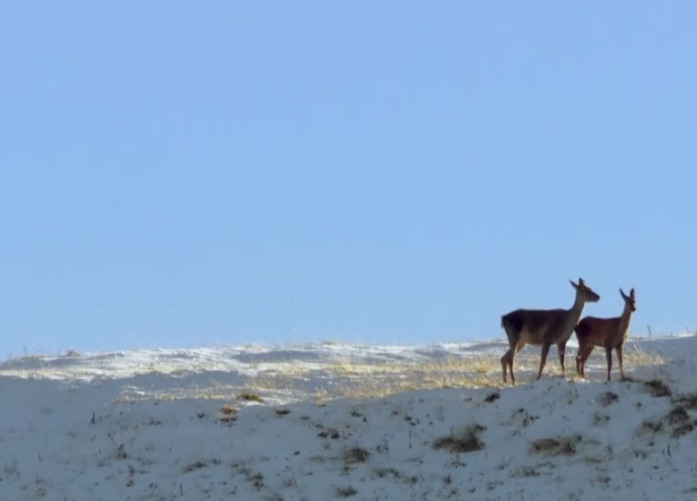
[218, 404, 238, 423]
[321, 344, 666, 400]
[237, 391, 263, 402]
[327, 355, 509, 399]
[623, 345, 666, 367]
[115, 343, 668, 403]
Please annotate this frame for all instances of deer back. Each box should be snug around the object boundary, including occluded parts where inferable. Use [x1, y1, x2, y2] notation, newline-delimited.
[503, 308, 574, 345]
[575, 316, 622, 348]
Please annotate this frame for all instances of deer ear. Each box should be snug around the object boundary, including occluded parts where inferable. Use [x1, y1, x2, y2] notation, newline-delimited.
[578, 277, 585, 286]
[630, 288, 635, 298]
[620, 288, 627, 299]
[569, 279, 578, 288]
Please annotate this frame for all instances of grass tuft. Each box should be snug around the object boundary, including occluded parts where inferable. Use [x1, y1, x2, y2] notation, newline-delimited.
[236, 391, 263, 402]
[434, 424, 486, 453]
[529, 435, 582, 456]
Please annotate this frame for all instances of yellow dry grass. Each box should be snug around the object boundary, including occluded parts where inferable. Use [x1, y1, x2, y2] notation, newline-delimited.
[115, 344, 667, 403]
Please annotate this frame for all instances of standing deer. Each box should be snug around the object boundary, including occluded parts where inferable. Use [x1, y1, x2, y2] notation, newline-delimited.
[574, 288, 636, 381]
[500, 278, 600, 384]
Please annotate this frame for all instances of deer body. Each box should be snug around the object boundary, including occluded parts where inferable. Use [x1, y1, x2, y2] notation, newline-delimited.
[500, 278, 600, 384]
[575, 288, 636, 381]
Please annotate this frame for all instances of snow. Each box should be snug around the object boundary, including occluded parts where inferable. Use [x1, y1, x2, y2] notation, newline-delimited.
[2, 334, 697, 500]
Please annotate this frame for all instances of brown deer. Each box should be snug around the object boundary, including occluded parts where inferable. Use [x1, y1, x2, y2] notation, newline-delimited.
[574, 288, 636, 381]
[501, 278, 600, 384]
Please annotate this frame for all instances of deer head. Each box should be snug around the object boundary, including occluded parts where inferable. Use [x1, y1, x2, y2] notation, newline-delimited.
[569, 277, 600, 303]
[620, 288, 637, 312]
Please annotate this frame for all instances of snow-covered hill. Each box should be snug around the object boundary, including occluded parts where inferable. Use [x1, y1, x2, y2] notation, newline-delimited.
[1, 334, 696, 500]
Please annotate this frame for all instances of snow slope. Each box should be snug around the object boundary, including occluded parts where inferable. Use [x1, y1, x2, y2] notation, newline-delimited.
[1, 334, 697, 500]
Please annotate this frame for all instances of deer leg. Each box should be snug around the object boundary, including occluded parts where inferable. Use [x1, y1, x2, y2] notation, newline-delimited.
[501, 350, 510, 384]
[617, 345, 625, 381]
[509, 341, 525, 384]
[577, 345, 591, 378]
[537, 343, 551, 380]
[583, 345, 595, 378]
[605, 347, 613, 382]
[502, 339, 525, 385]
[576, 346, 585, 377]
[557, 343, 566, 375]
[508, 349, 516, 385]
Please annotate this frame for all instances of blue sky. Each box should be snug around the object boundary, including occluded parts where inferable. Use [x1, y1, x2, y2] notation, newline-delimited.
[2, 2, 697, 355]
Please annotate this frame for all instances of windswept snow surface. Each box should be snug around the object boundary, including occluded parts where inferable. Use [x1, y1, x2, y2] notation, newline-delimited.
[1, 334, 697, 500]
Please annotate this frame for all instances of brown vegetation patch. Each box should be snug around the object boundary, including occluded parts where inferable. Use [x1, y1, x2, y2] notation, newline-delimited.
[434, 424, 485, 453]
[342, 447, 370, 464]
[672, 424, 694, 438]
[665, 406, 691, 426]
[373, 467, 400, 479]
[181, 460, 209, 473]
[644, 379, 672, 398]
[665, 405, 695, 437]
[318, 428, 341, 440]
[237, 391, 263, 402]
[219, 404, 238, 423]
[529, 435, 581, 456]
[484, 392, 500, 403]
[675, 393, 697, 410]
[336, 485, 358, 497]
[637, 420, 663, 436]
[598, 391, 619, 407]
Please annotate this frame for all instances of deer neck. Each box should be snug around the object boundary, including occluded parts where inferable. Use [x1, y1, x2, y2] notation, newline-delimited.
[567, 293, 587, 327]
[618, 303, 634, 339]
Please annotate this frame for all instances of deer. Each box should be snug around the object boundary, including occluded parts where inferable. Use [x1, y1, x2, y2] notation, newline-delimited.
[500, 278, 600, 384]
[574, 287, 636, 381]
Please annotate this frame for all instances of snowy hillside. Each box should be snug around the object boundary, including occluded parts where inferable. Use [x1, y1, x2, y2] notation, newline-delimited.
[1, 334, 697, 500]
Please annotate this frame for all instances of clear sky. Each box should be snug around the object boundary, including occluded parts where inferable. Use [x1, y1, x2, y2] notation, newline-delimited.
[2, 2, 697, 356]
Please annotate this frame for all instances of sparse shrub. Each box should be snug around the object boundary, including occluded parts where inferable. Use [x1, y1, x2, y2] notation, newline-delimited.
[220, 404, 237, 414]
[665, 405, 691, 426]
[662, 405, 696, 437]
[529, 435, 582, 456]
[237, 391, 263, 402]
[342, 447, 370, 464]
[513, 466, 540, 477]
[675, 393, 697, 410]
[336, 485, 358, 497]
[318, 428, 340, 440]
[592, 412, 610, 426]
[484, 391, 500, 403]
[434, 423, 485, 453]
[637, 420, 663, 435]
[181, 460, 209, 473]
[373, 467, 400, 479]
[644, 379, 672, 398]
[240, 470, 265, 491]
[598, 391, 619, 407]
[672, 423, 694, 438]
[218, 404, 238, 423]
[115, 444, 127, 460]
